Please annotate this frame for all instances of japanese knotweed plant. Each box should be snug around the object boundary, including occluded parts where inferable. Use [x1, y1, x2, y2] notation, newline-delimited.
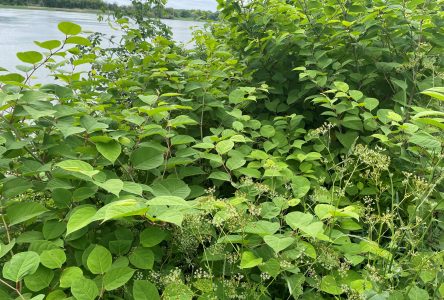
[0, 1, 443, 299]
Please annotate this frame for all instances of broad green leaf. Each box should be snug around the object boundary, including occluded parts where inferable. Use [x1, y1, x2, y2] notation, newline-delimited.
[2, 178, 33, 198]
[129, 247, 154, 269]
[66, 36, 92, 46]
[421, 87, 444, 101]
[40, 249, 66, 269]
[359, 240, 392, 260]
[215, 140, 234, 154]
[6, 202, 48, 226]
[138, 94, 158, 105]
[320, 275, 343, 295]
[96, 179, 124, 196]
[93, 199, 148, 223]
[24, 266, 54, 292]
[260, 125, 276, 138]
[46, 290, 66, 300]
[409, 132, 441, 150]
[96, 140, 121, 164]
[66, 206, 97, 236]
[243, 221, 280, 236]
[34, 40, 61, 50]
[17, 51, 43, 64]
[80, 115, 108, 133]
[314, 204, 360, 220]
[291, 176, 310, 198]
[87, 245, 112, 274]
[131, 147, 164, 170]
[56, 160, 98, 177]
[264, 235, 295, 253]
[162, 283, 193, 300]
[42, 220, 66, 240]
[2, 251, 40, 282]
[103, 266, 135, 291]
[240, 251, 262, 269]
[71, 278, 99, 300]
[285, 212, 313, 230]
[226, 156, 246, 170]
[363, 98, 379, 110]
[171, 135, 195, 145]
[209, 171, 231, 181]
[150, 179, 191, 198]
[155, 209, 184, 226]
[60, 267, 83, 288]
[0, 239, 15, 259]
[168, 115, 198, 128]
[407, 285, 429, 300]
[58, 22, 82, 35]
[349, 90, 363, 100]
[133, 280, 160, 300]
[122, 181, 144, 196]
[285, 273, 305, 298]
[146, 196, 190, 207]
[334, 81, 349, 92]
[140, 227, 168, 247]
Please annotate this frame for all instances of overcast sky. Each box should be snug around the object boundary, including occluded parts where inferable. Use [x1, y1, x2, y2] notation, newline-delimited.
[105, 0, 218, 11]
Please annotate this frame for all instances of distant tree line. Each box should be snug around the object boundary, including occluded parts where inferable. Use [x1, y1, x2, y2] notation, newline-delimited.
[0, 0, 219, 20]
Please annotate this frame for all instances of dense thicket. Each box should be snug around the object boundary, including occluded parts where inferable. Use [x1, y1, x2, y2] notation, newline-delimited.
[0, 0, 443, 299]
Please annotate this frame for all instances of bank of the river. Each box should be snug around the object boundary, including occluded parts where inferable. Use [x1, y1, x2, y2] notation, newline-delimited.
[0, 4, 100, 13]
[0, 4, 208, 21]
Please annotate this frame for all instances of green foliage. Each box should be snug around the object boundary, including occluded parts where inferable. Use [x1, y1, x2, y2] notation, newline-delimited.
[0, 0, 443, 299]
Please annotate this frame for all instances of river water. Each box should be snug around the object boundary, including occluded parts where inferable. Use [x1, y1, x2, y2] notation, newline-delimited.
[0, 8, 203, 76]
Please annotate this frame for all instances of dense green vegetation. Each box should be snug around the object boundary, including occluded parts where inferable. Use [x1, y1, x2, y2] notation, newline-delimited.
[0, 0, 218, 21]
[0, 0, 443, 299]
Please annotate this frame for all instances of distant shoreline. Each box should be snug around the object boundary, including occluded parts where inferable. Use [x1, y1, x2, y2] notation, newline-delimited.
[0, 4, 100, 14]
[0, 4, 207, 21]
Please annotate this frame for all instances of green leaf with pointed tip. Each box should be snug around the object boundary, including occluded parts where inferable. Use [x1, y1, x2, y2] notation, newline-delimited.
[240, 251, 262, 269]
[140, 227, 168, 247]
[87, 245, 112, 274]
[150, 178, 191, 198]
[96, 140, 121, 164]
[146, 196, 190, 207]
[131, 147, 164, 170]
[93, 199, 148, 222]
[264, 235, 295, 253]
[163, 283, 193, 300]
[71, 278, 99, 300]
[0, 239, 15, 259]
[40, 249, 66, 269]
[2, 251, 40, 282]
[66, 206, 97, 236]
[291, 176, 310, 198]
[96, 179, 123, 196]
[56, 160, 98, 177]
[17, 51, 43, 64]
[320, 275, 343, 295]
[6, 202, 48, 226]
[60, 267, 83, 288]
[216, 140, 234, 154]
[58, 22, 81, 35]
[24, 266, 54, 292]
[66, 36, 91, 46]
[103, 266, 135, 291]
[34, 40, 61, 50]
[133, 280, 160, 300]
[129, 247, 154, 269]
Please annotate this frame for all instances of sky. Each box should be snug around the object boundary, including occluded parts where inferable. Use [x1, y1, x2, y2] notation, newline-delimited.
[105, 0, 219, 11]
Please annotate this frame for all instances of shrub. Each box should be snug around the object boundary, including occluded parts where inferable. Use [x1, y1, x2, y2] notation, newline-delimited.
[0, 0, 443, 299]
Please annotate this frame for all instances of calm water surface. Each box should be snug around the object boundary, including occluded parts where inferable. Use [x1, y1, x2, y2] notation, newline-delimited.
[0, 8, 202, 77]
